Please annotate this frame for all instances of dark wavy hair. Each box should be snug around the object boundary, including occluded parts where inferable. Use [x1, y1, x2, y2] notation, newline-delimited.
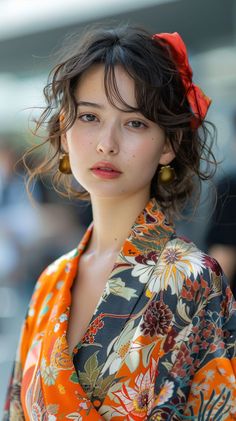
[24, 23, 217, 219]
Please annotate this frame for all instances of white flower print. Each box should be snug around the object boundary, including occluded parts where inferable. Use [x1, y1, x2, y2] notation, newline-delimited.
[59, 313, 68, 323]
[101, 321, 138, 375]
[204, 369, 215, 382]
[131, 261, 156, 284]
[41, 364, 58, 386]
[106, 278, 138, 301]
[114, 358, 157, 419]
[54, 323, 60, 333]
[155, 380, 174, 405]
[148, 238, 205, 295]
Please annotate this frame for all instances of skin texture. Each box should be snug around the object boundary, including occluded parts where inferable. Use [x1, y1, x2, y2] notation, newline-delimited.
[209, 245, 236, 285]
[62, 64, 175, 254]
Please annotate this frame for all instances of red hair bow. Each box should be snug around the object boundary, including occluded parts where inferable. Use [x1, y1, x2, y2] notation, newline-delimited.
[152, 32, 211, 128]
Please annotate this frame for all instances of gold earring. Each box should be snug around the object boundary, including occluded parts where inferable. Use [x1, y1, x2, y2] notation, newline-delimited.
[59, 153, 72, 174]
[158, 165, 175, 185]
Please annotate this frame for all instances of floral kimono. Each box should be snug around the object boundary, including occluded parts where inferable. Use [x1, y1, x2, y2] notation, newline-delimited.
[3, 198, 236, 420]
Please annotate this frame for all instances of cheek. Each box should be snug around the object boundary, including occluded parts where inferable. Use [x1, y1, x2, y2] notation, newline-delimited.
[130, 140, 164, 169]
[67, 129, 92, 157]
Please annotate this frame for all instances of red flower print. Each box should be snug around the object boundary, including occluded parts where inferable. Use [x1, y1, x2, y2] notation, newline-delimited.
[136, 251, 158, 265]
[171, 343, 193, 379]
[141, 300, 173, 337]
[82, 314, 105, 344]
[163, 327, 178, 352]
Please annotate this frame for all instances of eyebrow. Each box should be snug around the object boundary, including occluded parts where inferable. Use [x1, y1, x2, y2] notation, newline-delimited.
[76, 101, 104, 109]
[76, 100, 140, 114]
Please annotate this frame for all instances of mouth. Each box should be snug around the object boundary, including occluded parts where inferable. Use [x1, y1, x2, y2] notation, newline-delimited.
[90, 162, 122, 173]
[90, 162, 122, 179]
[92, 167, 120, 173]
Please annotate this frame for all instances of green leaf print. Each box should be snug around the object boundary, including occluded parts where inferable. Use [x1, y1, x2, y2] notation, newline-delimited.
[78, 351, 120, 402]
[94, 373, 119, 400]
[131, 228, 167, 253]
[70, 373, 79, 384]
[83, 352, 101, 386]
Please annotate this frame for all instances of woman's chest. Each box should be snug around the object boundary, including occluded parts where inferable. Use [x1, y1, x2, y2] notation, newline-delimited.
[66, 255, 117, 354]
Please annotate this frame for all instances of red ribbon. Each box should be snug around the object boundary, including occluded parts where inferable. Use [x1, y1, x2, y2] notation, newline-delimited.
[152, 32, 211, 128]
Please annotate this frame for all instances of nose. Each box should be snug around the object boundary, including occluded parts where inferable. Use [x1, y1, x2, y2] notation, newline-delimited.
[96, 123, 119, 155]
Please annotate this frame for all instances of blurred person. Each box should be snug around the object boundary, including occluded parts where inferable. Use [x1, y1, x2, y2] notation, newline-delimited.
[206, 175, 236, 293]
[0, 143, 46, 206]
[0, 142, 82, 285]
[0, 144, 44, 283]
[206, 114, 236, 297]
[3, 24, 236, 420]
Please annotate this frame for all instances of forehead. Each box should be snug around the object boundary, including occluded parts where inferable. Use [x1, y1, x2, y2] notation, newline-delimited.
[74, 64, 137, 107]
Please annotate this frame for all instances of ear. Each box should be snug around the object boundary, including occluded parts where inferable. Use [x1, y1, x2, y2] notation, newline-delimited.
[159, 139, 176, 166]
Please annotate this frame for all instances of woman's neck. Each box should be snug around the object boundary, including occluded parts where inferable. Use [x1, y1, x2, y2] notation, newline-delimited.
[87, 191, 150, 256]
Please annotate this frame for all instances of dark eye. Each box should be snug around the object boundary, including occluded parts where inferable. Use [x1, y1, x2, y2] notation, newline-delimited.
[128, 120, 146, 128]
[79, 114, 97, 122]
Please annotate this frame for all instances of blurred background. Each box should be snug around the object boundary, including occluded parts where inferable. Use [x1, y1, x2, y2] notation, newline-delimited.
[0, 0, 236, 412]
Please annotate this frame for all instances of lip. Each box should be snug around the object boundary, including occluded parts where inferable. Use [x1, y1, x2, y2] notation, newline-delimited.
[91, 169, 122, 179]
[90, 161, 122, 173]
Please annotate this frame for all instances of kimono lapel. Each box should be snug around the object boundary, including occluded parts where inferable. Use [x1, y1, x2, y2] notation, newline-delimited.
[39, 198, 175, 419]
[72, 198, 175, 412]
[40, 224, 104, 419]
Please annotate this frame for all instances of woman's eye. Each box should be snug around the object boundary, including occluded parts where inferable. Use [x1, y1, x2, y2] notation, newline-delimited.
[128, 120, 146, 128]
[79, 114, 97, 122]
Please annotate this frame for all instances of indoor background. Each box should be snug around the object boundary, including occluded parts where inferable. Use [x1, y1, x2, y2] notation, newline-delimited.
[0, 0, 236, 411]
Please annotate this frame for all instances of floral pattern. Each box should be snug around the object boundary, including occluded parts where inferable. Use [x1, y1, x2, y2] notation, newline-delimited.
[140, 300, 173, 337]
[3, 198, 236, 420]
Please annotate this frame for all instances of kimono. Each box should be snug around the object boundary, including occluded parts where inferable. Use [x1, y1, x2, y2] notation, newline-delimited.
[3, 198, 236, 420]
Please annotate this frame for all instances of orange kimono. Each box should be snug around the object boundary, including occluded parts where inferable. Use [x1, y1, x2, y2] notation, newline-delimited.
[3, 198, 236, 420]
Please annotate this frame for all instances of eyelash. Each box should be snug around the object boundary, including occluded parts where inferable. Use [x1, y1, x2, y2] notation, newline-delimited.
[78, 113, 97, 122]
[78, 113, 147, 128]
[127, 120, 147, 129]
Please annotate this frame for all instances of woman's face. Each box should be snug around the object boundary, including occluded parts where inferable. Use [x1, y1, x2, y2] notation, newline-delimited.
[62, 64, 174, 200]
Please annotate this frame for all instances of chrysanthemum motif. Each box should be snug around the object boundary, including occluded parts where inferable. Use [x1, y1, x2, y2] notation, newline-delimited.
[133, 389, 149, 413]
[140, 301, 173, 337]
[164, 248, 181, 264]
[114, 358, 157, 419]
[148, 238, 205, 296]
[41, 364, 58, 386]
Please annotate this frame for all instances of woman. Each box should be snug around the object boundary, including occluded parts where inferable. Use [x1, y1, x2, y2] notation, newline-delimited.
[3, 24, 236, 420]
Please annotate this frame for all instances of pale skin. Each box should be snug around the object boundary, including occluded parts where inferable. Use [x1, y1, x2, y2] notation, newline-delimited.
[62, 64, 175, 354]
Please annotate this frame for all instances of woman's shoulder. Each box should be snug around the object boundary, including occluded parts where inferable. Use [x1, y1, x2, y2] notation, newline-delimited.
[160, 235, 236, 315]
[26, 247, 79, 317]
[163, 234, 222, 273]
[43, 247, 79, 277]
[160, 235, 225, 293]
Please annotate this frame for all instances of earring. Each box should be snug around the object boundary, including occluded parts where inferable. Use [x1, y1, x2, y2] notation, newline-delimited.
[158, 165, 175, 185]
[59, 153, 72, 174]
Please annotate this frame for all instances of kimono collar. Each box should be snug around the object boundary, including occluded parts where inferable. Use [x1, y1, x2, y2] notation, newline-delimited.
[77, 197, 175, 260]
